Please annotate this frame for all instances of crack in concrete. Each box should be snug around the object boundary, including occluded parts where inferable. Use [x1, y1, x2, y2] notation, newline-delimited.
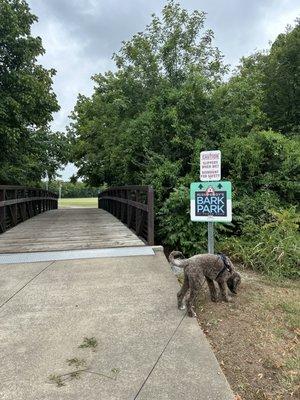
[0, 260, 55, 309]
[133, 313, 186, 399]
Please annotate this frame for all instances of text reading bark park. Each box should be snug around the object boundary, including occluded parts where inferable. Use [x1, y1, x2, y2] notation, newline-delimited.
[195, 191, 227, 217]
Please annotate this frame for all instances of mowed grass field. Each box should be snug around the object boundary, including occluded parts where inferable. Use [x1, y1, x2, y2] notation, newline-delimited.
[58, 197, 98, 208]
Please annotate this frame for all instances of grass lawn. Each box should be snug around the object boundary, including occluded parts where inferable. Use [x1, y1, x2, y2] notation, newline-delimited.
[58, 197, 98, 208]
[192, 270, 300, 400]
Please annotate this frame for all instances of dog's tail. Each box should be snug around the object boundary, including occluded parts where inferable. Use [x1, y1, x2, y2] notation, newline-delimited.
[169, 251, 189, 268]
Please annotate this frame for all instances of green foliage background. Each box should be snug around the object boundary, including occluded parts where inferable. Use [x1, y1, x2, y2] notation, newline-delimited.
[48, 181, 100, 198]
[68, 2, 300, 278]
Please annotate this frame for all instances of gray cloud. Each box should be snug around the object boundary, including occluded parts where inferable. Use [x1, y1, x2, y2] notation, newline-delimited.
[30, 0, 163, 60]
[27, 0, 300, 179]
[29, 0, 299, 65]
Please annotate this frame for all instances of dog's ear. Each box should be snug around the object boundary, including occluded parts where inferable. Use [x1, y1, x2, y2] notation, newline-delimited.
[227, 272, 241, 294]
[227, 277, 234, 293]
[233, 273, 241, 293]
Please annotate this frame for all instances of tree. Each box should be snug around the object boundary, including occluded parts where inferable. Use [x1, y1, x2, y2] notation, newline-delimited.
[262, 20, 300, 135]
[69, 0, 227, 187]
[211, 20, 300, 139]
[211, 52, 268, 139]
[0, 0, 66, 184]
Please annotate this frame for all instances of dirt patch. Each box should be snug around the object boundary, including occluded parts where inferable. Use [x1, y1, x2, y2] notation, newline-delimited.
[194, 270, 300, 400]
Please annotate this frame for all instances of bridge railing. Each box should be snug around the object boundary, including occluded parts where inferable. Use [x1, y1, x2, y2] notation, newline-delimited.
[98, 185, 154, 245]
[0, 185, 58, 233]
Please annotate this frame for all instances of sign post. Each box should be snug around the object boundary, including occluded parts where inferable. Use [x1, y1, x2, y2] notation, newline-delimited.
[207, 222, 214, 254]
[200, 150, 221, 253]
[191, 150, 232, 254]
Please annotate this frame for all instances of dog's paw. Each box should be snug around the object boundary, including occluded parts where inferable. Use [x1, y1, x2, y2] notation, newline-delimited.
[223, 297, 233, 303]
[187, 309, 197, 318]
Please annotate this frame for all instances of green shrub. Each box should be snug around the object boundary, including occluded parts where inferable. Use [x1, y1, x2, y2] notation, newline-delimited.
[232, 190, 281, 234]
[220, 207, 300, 279]
[158, 185, 231, 256]
[158, 184, 299, 279]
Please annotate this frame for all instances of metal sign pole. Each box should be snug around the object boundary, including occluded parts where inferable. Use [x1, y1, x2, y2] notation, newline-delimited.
[197, 150, 226, 255]
[207, 221, 214, 254]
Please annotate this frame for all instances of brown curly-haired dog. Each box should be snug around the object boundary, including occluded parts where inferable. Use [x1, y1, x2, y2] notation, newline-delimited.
[169, 251, 241, 317]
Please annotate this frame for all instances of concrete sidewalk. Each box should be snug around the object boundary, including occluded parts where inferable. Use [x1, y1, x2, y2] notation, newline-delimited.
[0, 248, 234, 400]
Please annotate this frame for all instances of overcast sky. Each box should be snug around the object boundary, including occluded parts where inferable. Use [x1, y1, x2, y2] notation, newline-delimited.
[27, 0, 299, 180]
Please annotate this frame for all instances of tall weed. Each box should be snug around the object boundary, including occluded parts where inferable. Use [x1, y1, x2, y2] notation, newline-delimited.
[220, 207, 299, 278]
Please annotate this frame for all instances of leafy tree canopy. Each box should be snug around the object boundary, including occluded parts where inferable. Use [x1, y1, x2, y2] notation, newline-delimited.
[0, 0, 68, 184]
[262, 20, 300, 135]
[69, 0, 227, 186]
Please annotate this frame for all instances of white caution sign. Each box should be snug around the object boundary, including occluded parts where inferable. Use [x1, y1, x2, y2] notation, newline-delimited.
[200, 150, 221, 181]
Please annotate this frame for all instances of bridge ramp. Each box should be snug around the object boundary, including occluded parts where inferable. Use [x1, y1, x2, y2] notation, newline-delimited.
[0, 248, 234, 399]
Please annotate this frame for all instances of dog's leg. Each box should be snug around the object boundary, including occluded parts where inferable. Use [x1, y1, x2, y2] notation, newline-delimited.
[177, 272, 189, 310]
[186, 278, 200, 317]
[206, 277, 218, 302]
[217, 279, 231, 302]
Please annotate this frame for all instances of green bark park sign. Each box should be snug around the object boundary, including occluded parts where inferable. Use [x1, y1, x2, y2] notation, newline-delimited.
[190, 181, 232, 222]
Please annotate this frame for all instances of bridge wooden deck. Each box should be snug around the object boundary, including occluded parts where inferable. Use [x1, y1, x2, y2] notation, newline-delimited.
[0, 208, 144, 253]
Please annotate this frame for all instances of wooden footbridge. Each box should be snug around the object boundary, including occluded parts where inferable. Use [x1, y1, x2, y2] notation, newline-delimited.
[0, 185, 154, 254]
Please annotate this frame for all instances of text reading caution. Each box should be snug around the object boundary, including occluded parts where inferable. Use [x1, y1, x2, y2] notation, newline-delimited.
[200, 150, 221, 181]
